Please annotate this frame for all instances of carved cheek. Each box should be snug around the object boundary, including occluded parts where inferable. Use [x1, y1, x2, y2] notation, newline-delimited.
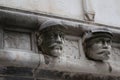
[107, 45, 112, 50]
[61, 39, 64, 44]
[91, 43, 102, 50]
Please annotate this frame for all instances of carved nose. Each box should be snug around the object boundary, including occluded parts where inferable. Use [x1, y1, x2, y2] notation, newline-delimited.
[103, 42, 108, 49]
[56, 35, 62, 43]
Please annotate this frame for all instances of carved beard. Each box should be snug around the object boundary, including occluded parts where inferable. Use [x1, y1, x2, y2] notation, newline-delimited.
[48, 43, 62, 57]
[41, 41, 63, 57]
[50, 49, 61, 57]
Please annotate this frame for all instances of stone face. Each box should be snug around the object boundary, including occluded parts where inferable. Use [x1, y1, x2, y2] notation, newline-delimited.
[38, 20, 66, 57]
[82, 28, 113, 61]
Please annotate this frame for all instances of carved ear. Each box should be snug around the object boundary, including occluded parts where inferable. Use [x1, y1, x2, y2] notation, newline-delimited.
[38, 35, 43, 46]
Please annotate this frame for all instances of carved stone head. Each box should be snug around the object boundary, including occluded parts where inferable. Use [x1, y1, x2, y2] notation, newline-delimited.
[83, 28, 113, 61]
[38, 20, 66, 57]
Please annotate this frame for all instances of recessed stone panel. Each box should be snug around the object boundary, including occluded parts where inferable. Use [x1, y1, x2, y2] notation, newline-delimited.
[4, 31, 31, 50]
[62, 36, 80, 60]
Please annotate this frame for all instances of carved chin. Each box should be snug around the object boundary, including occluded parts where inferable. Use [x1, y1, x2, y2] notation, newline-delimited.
[100, 52, 110, 60]
[103, 56, 109, 60]
[50, 49, 62, 57]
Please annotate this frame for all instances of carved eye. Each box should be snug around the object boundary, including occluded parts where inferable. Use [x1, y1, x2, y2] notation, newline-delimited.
[97, 41, 103, 44]
[48, 33, 54, 39]
[94, 39, 102, 44]
[54, 34, 58, 38]
[106, 40, 111, 44]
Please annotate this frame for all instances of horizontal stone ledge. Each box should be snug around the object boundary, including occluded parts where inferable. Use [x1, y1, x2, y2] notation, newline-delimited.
[0, 69, 120, 80]
[0, 8, 85, 36]
[0, 49, 42, 68]
[0, 9, 39, 29]
[0, 49, 120, 76]
[1, 7, 120, 36]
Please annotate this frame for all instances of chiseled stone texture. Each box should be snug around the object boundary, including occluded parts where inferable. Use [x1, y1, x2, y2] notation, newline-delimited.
[62, 36, 80, 60]
[4, 31, 31, 50]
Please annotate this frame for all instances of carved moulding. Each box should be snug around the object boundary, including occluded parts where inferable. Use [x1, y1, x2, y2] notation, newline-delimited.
[0, 23, 120, 77]
[1, 8, 120, 77]
[82, 0, 95, 21]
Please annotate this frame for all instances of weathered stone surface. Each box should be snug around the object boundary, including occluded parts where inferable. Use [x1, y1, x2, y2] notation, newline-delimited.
[82, 28, 112, 61]
[4, 30, 31, 50]
[0, 23, 120, 76]
[0, 49, 40, 68]
[62, 36, 80, 60]
[0, 67, 120, 80]
[0, 4, 120, 80]
[38, 20, 66, 57]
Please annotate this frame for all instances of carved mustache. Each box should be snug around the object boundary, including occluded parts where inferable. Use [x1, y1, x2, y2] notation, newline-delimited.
[97, 50, 110, 55]
[48, 43, 62, 50]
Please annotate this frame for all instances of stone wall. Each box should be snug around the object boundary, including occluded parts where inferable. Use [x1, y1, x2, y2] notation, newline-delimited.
[0, 0, 120, 27]
[0, 1, 120, 80]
